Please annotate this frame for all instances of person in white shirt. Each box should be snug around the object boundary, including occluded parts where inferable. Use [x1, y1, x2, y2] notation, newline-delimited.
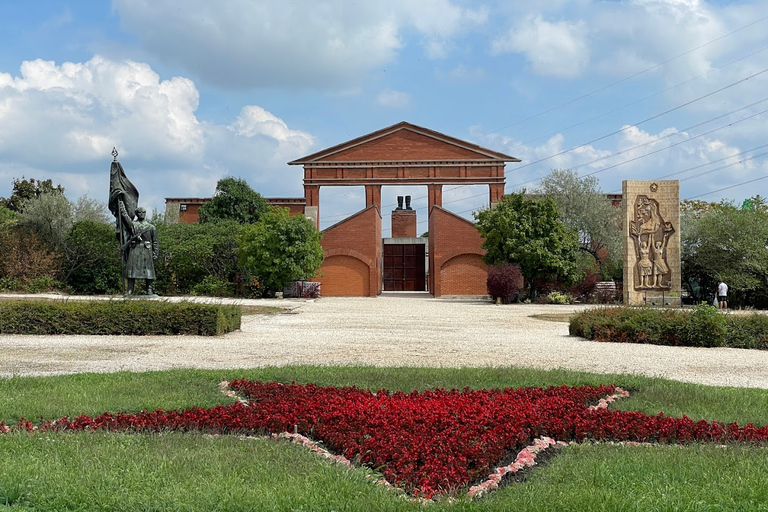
[717, 280, 728, 310]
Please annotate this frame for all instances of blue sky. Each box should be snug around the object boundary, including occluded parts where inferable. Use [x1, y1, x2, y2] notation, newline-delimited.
[1, 0, 767, 236]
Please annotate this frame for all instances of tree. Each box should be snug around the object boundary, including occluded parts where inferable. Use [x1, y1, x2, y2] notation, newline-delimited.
[16, 192, 73, 253]
[538, 169, 621, 278]
[154, 220, 244, 295]
[681, 197, 768, 308]
[0, 177, 65, 212]
[63, 220, 122, 294]
[198, 177, 270, 224]
[474, 191, 580, 297]
[238, 208, 324, 297]
[72, 195, 111, 224]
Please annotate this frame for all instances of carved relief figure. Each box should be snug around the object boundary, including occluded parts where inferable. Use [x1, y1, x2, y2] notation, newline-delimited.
[638, 241, 653, 287]
[629, 194, 674, 290]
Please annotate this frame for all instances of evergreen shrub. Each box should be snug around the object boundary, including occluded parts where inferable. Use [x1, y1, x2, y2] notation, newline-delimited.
[569, 303, 767, 349]
[0, 300, 241, 335]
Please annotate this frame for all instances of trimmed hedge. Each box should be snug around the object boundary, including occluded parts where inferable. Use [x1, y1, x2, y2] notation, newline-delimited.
[569, 304, 768, 350]
[0, 300, 241, 335]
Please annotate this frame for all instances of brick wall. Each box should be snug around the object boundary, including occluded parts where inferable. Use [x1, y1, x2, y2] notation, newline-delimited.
[428, 206, 488, 297]
[314, 206, 382, 297]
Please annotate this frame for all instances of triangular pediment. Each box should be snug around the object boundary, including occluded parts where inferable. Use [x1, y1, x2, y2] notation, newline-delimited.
[289, 122, 519, 164]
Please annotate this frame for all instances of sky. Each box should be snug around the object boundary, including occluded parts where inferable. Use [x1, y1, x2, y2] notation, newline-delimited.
[1, 0, 767, 236]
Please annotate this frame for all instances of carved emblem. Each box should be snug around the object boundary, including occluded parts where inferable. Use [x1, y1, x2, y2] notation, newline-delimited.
[629, 195, 674, 290]
[650, 183, 658, 193]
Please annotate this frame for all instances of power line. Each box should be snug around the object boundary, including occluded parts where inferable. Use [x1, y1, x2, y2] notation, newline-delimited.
[469, 14, 768, 143]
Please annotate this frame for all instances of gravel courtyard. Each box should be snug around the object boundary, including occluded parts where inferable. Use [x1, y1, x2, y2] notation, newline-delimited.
[2, 293, 767, 389]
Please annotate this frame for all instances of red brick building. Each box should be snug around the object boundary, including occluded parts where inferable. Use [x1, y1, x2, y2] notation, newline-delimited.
[166, 122, 520, 297]
[289, 122, 519, 297]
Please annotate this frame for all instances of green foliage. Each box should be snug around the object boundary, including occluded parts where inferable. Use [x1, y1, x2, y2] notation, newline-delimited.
[16, 192, 73, 253]
[681, 197, 768, 307]
[191, 276, 234, 297]
[198, 177, 270, 224]
[0, 300, 241, 335]
[538, 169, 622, 278]
[0, 176, 65, 212]
[238, 208, 324, 296]
[474, 191, 580, 296]
[546, 291, 573, 304]
[0, 205, 16, 225]
[62, 220, 122, 295]
[72, 195, 110, 224]
[154, 220, 243, 296]
[569, 305, 766, 349]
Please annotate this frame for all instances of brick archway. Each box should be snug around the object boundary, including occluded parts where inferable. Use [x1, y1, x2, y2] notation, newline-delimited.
[290, 122, 519, 297]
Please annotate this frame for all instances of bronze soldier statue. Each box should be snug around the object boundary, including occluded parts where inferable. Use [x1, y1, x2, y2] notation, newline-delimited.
[108, 149, 159, 296]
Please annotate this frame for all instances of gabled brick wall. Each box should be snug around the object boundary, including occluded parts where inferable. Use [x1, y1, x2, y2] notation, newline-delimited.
[428, 206, 488, 297]
[314, 206, 382, 297]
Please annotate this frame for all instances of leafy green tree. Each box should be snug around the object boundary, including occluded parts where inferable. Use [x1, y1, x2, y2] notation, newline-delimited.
[0, 177, 65, 212]
[72, 195, 111, 224]
[474, 191, 580, 297]
[16, 192, 73, 253]
[154, 220, 244, 295]
[238, 208, 324, 297]
[0, 205, 16, 226]
[538, 169, 622, 279]
[681, 197, 768, 307]
[63, 220, 122, 294]
[198, 177, 269, 224]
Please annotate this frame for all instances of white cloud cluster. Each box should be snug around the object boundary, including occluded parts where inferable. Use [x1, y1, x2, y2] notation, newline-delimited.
[492, 16, 590, 78]
[0, 56, 315, 211]
[113, 0, 487, 90]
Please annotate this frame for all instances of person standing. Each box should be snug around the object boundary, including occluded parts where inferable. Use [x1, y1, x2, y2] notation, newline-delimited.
[717, 280, 728, 310]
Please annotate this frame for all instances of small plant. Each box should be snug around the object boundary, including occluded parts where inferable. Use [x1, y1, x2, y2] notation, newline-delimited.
[0, 277, 18, 291]
[25, 277, 60, 294]
[547, 291, 573, 304]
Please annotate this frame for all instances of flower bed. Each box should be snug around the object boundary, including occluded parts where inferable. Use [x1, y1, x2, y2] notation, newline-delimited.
[3, 381, 768, 498]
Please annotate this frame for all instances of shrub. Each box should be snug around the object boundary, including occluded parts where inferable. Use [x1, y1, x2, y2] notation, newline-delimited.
[0, 300, 241, 335]
[570, 306, 768, 350]
[191, 276, 234, 297]
[486, 263, 523, 304]
[569, 271, 601, 302]
[547, 291, 573, 304]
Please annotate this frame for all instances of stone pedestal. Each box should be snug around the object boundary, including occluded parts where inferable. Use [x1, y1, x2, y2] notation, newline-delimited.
[391, 209, 417, 238]
[622, 180, 681, 306]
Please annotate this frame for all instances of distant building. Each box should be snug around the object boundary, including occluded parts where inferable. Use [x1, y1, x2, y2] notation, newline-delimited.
[167, 121, 525, 297]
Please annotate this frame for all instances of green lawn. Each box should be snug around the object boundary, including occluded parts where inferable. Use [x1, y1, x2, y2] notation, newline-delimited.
[1, 366, 767, 511]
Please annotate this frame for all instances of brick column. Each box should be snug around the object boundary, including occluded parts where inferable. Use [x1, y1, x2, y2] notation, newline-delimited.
[427, 184, 442, 213]
[365, 185, 382, 211]
[489, 183, 505, 205]
[304, 184, 320, 228]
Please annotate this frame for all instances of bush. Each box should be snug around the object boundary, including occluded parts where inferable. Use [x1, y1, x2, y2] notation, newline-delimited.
[570, 305, 768, 350]
[191, 276, 234, 297]
[547, 291, 573, 304]
[0, 300, 241, 335]
[486, 263, 523, 304]
[568, 271, 601, 302]
[62, 220, 122, 295]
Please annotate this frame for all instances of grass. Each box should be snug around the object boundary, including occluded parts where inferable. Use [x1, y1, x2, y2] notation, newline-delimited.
[1, 366, 768, 511]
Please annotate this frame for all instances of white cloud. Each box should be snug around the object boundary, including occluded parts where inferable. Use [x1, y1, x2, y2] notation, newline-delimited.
[492, 15, 589, 78]
[0, 57, 316, 212]
[376, 89, 411, 108]
[113, 0, 488, 90]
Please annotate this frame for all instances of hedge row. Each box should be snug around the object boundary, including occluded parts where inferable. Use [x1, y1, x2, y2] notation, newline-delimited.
[0, 300, 241, 335]
[569, 304, 768, 350]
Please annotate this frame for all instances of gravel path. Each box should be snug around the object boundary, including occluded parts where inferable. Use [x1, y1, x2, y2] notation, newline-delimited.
[2, 293, 767, 389]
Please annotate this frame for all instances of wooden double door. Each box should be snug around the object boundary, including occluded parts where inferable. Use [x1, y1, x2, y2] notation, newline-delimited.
[383, 243, 426, 291]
